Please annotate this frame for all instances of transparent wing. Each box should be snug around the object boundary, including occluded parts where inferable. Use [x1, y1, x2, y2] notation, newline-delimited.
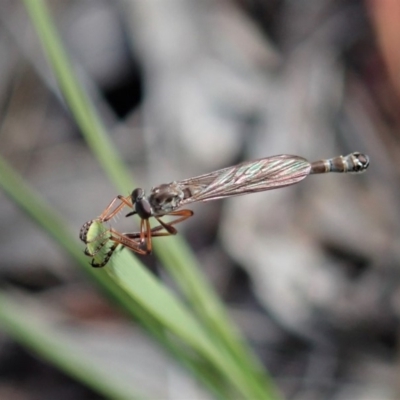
[178, 155, 311, 206]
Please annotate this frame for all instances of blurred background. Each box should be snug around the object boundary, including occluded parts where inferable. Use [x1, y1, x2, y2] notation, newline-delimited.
[0, 0, 399, 399]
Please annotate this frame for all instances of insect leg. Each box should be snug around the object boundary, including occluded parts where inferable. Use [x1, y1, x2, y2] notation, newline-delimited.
[154, 209, 194, 235]
[98, 195, 133, 222]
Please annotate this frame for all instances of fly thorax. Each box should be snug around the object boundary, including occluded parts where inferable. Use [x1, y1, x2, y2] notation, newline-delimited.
[149, 183, 184, 214]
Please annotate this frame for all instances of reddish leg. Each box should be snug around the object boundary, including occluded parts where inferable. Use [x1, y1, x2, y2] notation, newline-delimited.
[98, 195, 133, 222]
[139, 209, 194, 252]
[154, 209, 194, 235]
[80, 195, 134, 247]
[123, 209, 194, 255]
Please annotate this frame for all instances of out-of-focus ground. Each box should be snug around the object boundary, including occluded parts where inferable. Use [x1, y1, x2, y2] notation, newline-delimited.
[0, 0, 400, 399]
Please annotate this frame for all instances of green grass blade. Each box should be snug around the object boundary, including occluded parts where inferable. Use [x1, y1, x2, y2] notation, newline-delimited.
[0, 293, 145, 400]
[83, 220, 273, 399]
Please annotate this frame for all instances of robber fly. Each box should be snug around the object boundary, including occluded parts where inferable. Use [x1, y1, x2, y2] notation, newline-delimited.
[80, 152, 369, 267]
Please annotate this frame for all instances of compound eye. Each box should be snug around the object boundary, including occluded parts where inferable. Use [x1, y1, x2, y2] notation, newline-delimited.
[131, 188, 144, 201]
